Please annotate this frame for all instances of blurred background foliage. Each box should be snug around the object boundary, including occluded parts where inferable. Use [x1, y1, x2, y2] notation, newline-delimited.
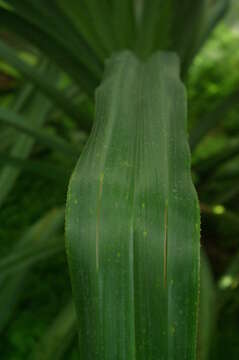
[0, 0, 239, 359]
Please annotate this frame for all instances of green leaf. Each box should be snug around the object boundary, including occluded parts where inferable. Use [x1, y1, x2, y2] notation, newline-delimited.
[0, 208, 64, 282]
[66, 51, 200, 359]
[0, 273, 26, 333]
[199, 0, 230, 49]
[79, 0, 116, 53]
[190, 89, 239, 151]
[0, 209, 64, 277]
[56, 0, 108, 60]
[0, 237, 63, 277]
[0, 39, 92, 129]
[110, 0, 136, 49]
[136, 0, 206, 71]
[32, 301, 77, 360]
[136, 0, 172, 57]
[0, 78, 52, 207]
[13, 82, 35, 112]
[0, 8, 99, 95]
[198, 250, 215, 360]
[1, 1, 102, 79]
[169, 0, 207, 74]
[0, 108, 78, 157]
[194, 138, 239, 185]
[0, 208, 64, 332]
[0, 153, 70, 182]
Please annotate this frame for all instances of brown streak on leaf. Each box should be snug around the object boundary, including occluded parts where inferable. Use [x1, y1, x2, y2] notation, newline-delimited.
[96, 173, 104, 270]
[164, 201, 168, 288]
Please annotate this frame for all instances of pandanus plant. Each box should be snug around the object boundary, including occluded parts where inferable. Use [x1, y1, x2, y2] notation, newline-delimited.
[0, 0, 230, 359]
[64, 1, 227, 358]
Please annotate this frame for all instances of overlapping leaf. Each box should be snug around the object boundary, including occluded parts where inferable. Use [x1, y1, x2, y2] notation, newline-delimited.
[0, 208, 64, 332]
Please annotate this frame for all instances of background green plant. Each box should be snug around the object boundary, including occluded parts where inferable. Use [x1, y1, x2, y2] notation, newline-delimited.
[0, 0, 239, 359]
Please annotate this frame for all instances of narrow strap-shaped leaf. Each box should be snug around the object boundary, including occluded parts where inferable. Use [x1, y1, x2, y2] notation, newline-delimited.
[0, 153, 70, 182]
[32, 301, 77, 360]
[0, 237, 63, 277]
[56, 0, 107, 60]
[190, 89, 239, 151]
[110, 0, 136, 49]
[32, 0, 103, 74]
[0, 84, 52, 207]
[0, 208, 65, 279]
[198, 250, 215, 360]
[0, 208, 64, 332]
[0, 38, 92, 129]
[13, 82, 34, 112]
[66, 51, 200, 359]
[0, 108, 78, 157]
[0, 273, 26, 332]
[168, 0, 207, 75]
[0, 8, 98, 95]
[198, 0, 230, 51]
[136, 0, 172, 57]
[136, 0, 206, 71]
[0, 84, 33, 151]
[3, 0, 102, 79]
[81, 0, 116, 53]
[194, 138, 239, 185]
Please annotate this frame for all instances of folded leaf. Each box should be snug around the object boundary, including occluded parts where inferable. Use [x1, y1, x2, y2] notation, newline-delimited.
[66, 51, 200, 359]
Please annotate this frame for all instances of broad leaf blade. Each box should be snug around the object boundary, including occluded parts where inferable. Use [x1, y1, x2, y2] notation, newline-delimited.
[66, 51, 200, 359]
